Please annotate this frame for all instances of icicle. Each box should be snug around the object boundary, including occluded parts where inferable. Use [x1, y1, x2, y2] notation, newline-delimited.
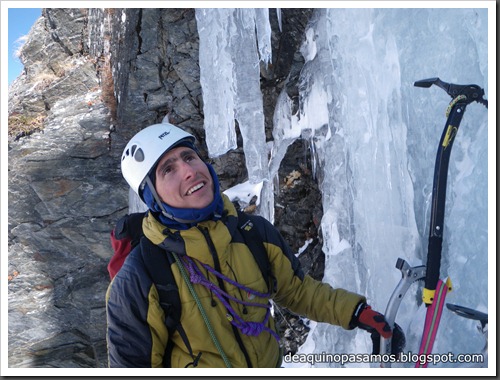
[310, 138, 318, 181]
[269, 90, 300, 179]
[231, 9, 268, 184]
[195, 9, 237, 157]
[254, 9, 272, 65]
[276, 8, 282, 32]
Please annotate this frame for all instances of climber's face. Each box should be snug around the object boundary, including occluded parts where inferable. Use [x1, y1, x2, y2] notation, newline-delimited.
[154, 146, 214, 209]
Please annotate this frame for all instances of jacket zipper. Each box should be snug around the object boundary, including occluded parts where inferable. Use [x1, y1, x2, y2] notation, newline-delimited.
[198, 226, 253, 368]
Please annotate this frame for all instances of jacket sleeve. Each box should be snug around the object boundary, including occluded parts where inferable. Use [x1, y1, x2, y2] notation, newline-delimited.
[106, 249, 168, 367]
[254, 216, 366, 330]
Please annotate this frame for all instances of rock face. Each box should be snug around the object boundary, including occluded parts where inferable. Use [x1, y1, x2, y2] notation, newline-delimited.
[7, 8, 322, 368]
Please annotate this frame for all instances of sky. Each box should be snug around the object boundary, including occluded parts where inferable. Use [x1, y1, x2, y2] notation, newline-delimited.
[5, 8, 42, 84]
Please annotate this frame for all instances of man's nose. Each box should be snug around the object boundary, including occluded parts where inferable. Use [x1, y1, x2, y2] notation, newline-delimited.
[180, 161, 196, 179]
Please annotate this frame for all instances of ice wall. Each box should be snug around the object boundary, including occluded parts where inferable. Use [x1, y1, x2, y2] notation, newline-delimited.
[196, 7, 489, 369]
[289, 8, 489, 368]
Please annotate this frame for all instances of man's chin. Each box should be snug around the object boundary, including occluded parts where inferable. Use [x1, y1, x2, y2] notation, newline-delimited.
[185, 197, 214, 210]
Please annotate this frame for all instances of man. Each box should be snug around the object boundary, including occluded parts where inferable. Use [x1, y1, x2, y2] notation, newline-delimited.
[106, 119, 404, 368]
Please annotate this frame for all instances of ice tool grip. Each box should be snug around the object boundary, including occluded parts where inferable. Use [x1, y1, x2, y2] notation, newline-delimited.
[422, 100, 464, 300]
[423, 237, 441, 302]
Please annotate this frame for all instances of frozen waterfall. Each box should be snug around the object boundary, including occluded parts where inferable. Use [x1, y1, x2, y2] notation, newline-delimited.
[196, 6, 490, 372]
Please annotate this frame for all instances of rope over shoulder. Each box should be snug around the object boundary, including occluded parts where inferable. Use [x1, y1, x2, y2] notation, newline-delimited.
[182, 255, 280, 342]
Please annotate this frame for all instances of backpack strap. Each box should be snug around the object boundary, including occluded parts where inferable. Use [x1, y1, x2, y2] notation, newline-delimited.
[139, 238, 200, 367]
[114, 212, 146, 244]
[236, 210, 277, 294]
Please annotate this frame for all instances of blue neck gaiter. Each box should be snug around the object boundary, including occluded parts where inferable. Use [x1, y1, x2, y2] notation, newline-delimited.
[142, 162, 224, 230]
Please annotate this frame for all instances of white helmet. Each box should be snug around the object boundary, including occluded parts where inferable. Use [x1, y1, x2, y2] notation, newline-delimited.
[121, 118, 196, 201]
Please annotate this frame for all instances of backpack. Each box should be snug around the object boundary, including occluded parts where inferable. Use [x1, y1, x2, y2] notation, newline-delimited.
[108, 210, 274, 367]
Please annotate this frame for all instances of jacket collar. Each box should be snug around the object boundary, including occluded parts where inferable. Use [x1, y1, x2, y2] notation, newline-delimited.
[142, 193, 239, 263]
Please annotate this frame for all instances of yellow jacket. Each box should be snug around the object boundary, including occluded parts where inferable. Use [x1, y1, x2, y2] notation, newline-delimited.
[106, 194, 365, 367]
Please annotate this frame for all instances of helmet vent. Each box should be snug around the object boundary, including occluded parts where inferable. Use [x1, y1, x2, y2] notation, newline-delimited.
[134, 147, 145, 162]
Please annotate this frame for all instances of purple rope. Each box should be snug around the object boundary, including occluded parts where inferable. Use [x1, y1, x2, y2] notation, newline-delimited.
[182, 256, 280, 342]
[197, 258, 271, 299]
[183, 257, 265, 308]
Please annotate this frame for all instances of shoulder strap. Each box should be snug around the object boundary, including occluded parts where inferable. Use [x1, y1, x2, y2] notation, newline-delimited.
[236, 210, 276, 293]
[140, 238, 180, 327]
[114, 212, 146, 244]
[139, 238, 199, 367]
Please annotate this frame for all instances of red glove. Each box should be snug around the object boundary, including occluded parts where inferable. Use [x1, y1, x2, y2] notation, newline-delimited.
[352, 303, 392, 339]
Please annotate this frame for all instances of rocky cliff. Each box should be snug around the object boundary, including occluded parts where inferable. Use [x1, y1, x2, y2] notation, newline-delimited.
[7, 8, 323, 368]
